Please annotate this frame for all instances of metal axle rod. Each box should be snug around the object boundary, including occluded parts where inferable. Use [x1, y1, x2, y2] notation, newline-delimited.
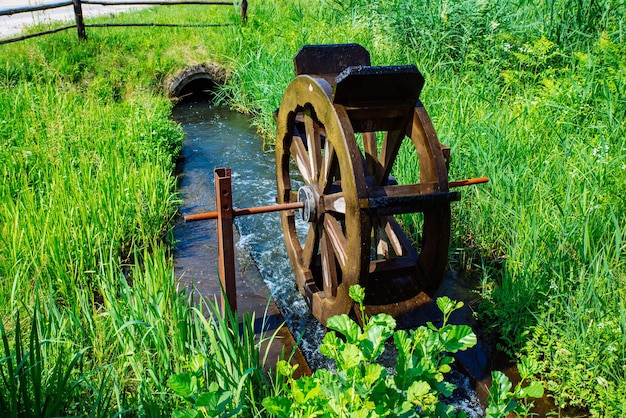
[183, 176, 489, 223]
[184, 201, 303, 222]
[449, 176, 489, 188]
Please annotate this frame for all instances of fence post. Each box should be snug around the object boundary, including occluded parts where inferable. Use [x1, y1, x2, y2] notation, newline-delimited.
[240, 0, 247, 22]
[72, 0, 87, 40]
[215, 168, 237, 316]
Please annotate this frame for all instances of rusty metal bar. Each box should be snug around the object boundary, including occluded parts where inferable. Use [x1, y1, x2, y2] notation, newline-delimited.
[184, 201, 303, 222]
[449, 176, 489, 188]
[233, 201, 302, 217]
[184, 177, 488, 223]
[215, 168, 237, 315]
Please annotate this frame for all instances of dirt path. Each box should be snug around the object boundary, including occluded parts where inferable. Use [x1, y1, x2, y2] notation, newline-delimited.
[1, 0, 145, 38]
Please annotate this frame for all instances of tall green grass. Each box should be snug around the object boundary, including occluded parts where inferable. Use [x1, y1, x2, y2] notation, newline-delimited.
[369, 0, 626, 412]
[1, 0, 624, 414]
[226, 0, 625, 412]
[0, 5, 275, 415]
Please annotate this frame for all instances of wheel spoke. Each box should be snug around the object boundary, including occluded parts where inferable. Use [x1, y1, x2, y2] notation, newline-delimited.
[383, 216, 405, 256]
[375, 231, 389, 259]
[320, 140, 337, 193]
[323, 192, 346, 214]
[291, 135, 312, 184]
[302, 224, 318, 268]
[376, 129, 404, 186]
[374, 216, 404, 257]
[323, 214, 348, 270]
[320, 230, 339, 297]
[304, 107, 322, 182]
[363, 131, 378, 177]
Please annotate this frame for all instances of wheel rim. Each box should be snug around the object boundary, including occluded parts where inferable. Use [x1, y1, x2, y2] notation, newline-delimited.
[275, 75, 369, 324]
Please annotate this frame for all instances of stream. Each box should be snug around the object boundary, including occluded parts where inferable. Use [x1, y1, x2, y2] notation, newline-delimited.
[171, 100, 483, 416]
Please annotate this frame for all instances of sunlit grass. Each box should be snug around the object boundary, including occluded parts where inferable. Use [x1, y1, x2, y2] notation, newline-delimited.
[0, 0, 624, 414]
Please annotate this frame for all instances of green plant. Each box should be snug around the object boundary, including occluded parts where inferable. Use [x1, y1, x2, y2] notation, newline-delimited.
[0, 307, 111, 417]
[169, 375, 243, 418]
[264, 286, 543, 417]
[264, 286, 510, 417]
[485, 357, 544, 417]
[166, 302, 280, 417]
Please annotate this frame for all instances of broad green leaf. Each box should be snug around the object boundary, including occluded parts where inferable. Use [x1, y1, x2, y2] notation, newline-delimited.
[406, 380, 430, 402]
[262, 396, 291, 416]
[338, 343, 363, 369]
[292, 375, 319, 404]
[327, 314, 361, 343]
[394, 330, 411, 359]
[363, 363, 386, 386]
[215, 389, 233, 413]
[435, 380, 456, 398]
[488, 370, 513, 404]
[275, 359, 296, 378]
[168, 373, 193, 398]
[518, 356, 541, 380]
[361, 323, 392, 361]
[485, 400, 518, 418]
[320, 332, 341, 360]
[518, 381, 544, 398]
[436, 296, 455, 316]
[440, 325, 477, 352]
[395, 400, 417, 416]
[299, 377, 322, 403]
[195, 391, 217, 407]
[435, 402, 459, 418]
[367, 314, 396, 337]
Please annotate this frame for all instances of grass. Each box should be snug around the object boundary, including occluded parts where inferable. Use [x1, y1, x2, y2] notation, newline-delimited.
[0, 0, 625, 415]
[0, 5, 275, 415]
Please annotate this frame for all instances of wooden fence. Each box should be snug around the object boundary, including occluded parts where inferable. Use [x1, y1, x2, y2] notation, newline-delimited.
[0, 0, 247, 45]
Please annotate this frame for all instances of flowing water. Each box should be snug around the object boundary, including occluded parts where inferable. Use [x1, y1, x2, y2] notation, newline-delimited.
[172, 100, 483, 416]
[171, 100, 324, 352]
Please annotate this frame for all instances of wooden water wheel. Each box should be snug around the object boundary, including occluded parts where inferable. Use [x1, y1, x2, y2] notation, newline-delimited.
[275, 44, 460, 325]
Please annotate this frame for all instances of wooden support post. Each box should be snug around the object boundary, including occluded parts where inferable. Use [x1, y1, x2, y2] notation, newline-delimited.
[240, 0, 247, 22]
[72, 0, 87, 40]
[215, 167, 237, 315]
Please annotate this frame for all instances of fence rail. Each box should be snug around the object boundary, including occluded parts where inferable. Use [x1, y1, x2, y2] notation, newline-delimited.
[0, 1, 72, 16]
[0, 0, 247, 44]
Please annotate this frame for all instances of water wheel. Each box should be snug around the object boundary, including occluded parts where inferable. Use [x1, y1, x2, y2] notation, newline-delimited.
[275, 44, 459, 325]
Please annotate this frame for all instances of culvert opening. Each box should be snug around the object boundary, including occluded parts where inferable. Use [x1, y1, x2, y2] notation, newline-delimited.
[177, 77, 218, 101]
[167, 63, 228, 103]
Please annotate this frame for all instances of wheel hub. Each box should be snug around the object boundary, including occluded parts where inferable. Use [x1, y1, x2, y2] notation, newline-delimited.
[298, 185, 318, 223]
